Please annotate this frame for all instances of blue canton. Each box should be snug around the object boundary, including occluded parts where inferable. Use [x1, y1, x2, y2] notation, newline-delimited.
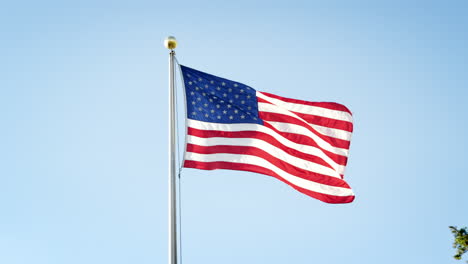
[180, 65, 263, 125]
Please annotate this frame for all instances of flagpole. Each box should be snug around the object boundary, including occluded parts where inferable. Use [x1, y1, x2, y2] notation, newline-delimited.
[165, 36, 178, 264]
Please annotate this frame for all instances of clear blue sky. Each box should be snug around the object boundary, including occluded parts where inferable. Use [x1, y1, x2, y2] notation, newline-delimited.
[1, 1, 467, 263]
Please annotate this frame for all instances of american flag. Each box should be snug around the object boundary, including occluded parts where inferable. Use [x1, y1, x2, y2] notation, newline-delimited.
[180, 65, 354, 203]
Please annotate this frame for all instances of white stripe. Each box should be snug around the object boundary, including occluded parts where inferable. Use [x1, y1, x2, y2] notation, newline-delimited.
[259, 100, 352, 140]
[258, 103, 351, 144]
[185, 152, 354, 197]
[257, 92, 353, 123]
[187, 119, 347, 174]
[267, 121, 349, 156]
[311, 124, 352, 141]
[187, 135, 342, 179]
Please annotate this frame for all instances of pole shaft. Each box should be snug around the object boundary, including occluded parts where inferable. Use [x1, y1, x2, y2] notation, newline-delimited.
[168, 50, 178, 264]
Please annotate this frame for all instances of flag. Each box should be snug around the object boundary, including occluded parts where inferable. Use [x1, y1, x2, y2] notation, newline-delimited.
[180, 65, 354, 203]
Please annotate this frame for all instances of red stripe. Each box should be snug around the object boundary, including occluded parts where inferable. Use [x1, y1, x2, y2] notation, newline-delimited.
[260, 111, 351, 149]
[259, 91, 353, 115]
[186, 143, 350, 188]
[261, 123, 349, 166]
[291, 111, 353, 132]
[257, 97, 353, 132]
[188, 127, 341, 168]
[184, 160, 354, 204]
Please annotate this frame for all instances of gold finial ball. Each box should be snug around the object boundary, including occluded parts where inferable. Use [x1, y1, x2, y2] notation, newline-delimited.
[164, 36, 177, 50]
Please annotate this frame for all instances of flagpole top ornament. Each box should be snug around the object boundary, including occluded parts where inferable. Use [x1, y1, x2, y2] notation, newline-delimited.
[164, 36, 177, 50]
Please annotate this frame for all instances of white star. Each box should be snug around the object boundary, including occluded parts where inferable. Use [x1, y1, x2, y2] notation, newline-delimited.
[253, 117, 257, 120]
[191, 111, 196, 115]
[195, 87, 199, 90]
[217, 87, 221, 91]
[227, 104, 232, 108]
[223, 93, 227, 97]
[217, 115, 221, 119]
[191, 101, 196, 105]
[205, 113, 209, 117]
[216, 104, 220, 108]
[229, 115, 233, 120]
[198, 107, 202, 111]
[187, 74, 191, 77]
[209, 99, 213, 102]
[223, 110, 227, 114]
[229, 99, 233, 103]
[234, 83, 238, 87]
[190, 91, 195, 95]
[234, 109, 238, 113]
[247, 106, 252, 110]
[211, 91, 215, 95]
[210, 109, 215, 113]
[222, 82, 226, 86]
[198, 77, 202, 81]
[240, 89, 244, 93]
[202, 92, 206, 96]
[235, 94, 239, 98]
[210, 80, 214, 84]
[204, 103, 208, 107]
[228, 88, 232, 92]
[188, 81, 192, 85]
[241, 100, 245, 104]
[247, 95, 251, 99]
[197, 97, 201, 101]
[205, 84, 209, 88]
[241, 115, 245, 119]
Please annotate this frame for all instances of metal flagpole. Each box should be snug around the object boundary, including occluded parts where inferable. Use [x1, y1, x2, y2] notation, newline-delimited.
[165, 36, 178, 264]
